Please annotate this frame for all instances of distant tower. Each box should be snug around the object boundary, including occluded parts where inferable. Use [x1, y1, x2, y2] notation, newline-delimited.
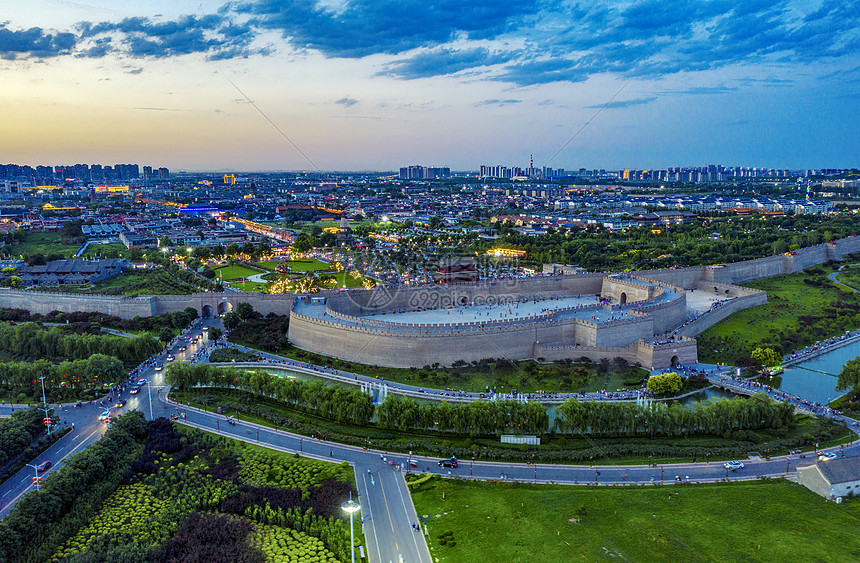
[337, 215, 353, 247]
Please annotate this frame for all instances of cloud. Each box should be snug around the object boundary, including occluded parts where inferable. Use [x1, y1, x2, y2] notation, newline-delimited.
[335, 97, 358, 107]
[474, 99, 521, 107]
[379, 47, 517, 79]
[234, 0, 544, 58]
[2, 0, 860, 87]
[125, 67, 143, 74]
[77, 13, 260, 59]
[0, 25, 76, 59]
[586, 96, 656, 109]
[662, 86, 737, 95]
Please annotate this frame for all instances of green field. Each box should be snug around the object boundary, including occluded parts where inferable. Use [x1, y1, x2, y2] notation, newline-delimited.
[47, 269, 203, 296]
[410, 478, 860, 562]
[2, 232, 79, 258]
[214, 264, 263, 280]
[228, 280, 268, 292]
[280, 259, 331, 272]
[81, 242, 128, 258]
[697, 264, 860, 363]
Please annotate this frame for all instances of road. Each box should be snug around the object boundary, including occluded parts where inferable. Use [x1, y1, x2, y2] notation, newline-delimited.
[3, 316, 860, 562]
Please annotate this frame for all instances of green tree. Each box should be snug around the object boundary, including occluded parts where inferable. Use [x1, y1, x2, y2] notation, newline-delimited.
[837, 357, 860, 393]
[208, 327, 223, 341]
[236, 302, 255, 320]
[158, 327, 174, 343]
[646, 372, 683, 395]
[751, 347, 782, 368]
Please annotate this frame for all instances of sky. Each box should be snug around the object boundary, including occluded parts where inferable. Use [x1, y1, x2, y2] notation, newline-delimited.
[1, 0, 858, 172]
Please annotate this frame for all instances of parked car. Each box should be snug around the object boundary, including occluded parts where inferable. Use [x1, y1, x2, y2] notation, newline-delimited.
[37, 460, 52, 472]
[723, 460, 744, 471]
[818, 452, 837, 461]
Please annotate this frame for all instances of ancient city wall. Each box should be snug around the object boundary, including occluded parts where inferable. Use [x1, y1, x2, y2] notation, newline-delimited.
[676, 290, 768, 338]
[600, 277, 657, 303]
[288, 308, 568, 367]
[0, 289, 156, 318]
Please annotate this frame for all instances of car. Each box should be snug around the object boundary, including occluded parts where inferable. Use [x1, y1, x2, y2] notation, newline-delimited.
[98, 411, 111, 422]
[438, 457, 458, 468]
[166, 355, 175, 362]
[36, 460, 52, 472]
[154, 366, 163, 371]
[129, 387, 140, 395]
[114, 399, 127, 408]
[138, 378, 146, 385]
[723, 460, 744, 471]
[819, 452, 838, 461]
[179, 346, 186, 351]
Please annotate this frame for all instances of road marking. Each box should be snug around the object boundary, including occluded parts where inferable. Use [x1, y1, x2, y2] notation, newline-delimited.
[363, 471, 383, 563]
[394, 473, 428, 563]
[378, 473, 397, 538]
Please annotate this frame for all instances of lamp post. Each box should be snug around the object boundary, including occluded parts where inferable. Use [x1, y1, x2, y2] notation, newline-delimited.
[25, 463, 41, 490]
[39, 376, 51, 436]
[341, 495, 361, 563]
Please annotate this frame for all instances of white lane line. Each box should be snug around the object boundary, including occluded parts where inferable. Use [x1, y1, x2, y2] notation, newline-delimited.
[394, 473, 427, 563]
[363, 471, 383, 563]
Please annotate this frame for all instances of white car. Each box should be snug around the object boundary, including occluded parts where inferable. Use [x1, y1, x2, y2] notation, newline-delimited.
[818, 452, 838, 461]
[154, 366, 163, 371]
[724, 460, 744, 471]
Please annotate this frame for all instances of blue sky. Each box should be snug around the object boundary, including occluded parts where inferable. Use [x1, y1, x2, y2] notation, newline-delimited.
[1, 0, 858, 171]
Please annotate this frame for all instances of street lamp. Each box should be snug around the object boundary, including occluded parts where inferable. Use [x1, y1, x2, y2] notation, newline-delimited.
[340, 495, 361, 563]
[25, 463, 41, 490]
[39, 376, 52, 436]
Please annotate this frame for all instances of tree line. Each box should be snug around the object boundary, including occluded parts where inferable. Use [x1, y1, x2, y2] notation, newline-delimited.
[0, 407, 46, 468]
[376, 394, 548, 436]
[0, 354, 125, 402]
[166, 364, 374, 426]
[0, 322, 162, 364]
[555, 394, 795, 438]
[0, 412, 148, 563]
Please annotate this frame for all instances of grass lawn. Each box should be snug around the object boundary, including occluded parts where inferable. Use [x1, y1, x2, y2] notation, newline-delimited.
[214, 264, 263, 280]
[228, 280, 269, 292]
[48, 269, 201, 296]
[2, 232, 79, 258]
[836, 265, 860, 291]
[81, 242, 128, 258]
[282, 259, 331, 272]
[280, 344, 646, 394]
[697, 263, 860, 363]
[410, 478, 860, 563]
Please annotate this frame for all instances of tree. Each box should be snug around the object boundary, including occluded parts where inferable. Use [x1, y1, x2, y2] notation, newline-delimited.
[236, 302, 255, 320]
[646, 372, 683, 395]
[222, 311, 241, 330]
[292, 234, 313, 253]
[158, 327, 174, 343]
[208, 327, 223, 341]
[751, 347, 781, 368]
[837, 357, 860, 393]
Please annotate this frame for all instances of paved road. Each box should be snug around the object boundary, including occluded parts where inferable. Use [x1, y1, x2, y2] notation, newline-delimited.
[4, 317, 860, 562]
[0, 320, 211, 519]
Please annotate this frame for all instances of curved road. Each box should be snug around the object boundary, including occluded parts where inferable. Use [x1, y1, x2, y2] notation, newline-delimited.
[3, 318, 860, 563]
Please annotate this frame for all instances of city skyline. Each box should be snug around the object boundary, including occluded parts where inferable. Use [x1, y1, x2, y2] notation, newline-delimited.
[2, 1, 858, 171]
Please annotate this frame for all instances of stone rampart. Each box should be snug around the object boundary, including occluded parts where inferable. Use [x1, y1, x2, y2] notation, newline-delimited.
[676, 291, 768, 337]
